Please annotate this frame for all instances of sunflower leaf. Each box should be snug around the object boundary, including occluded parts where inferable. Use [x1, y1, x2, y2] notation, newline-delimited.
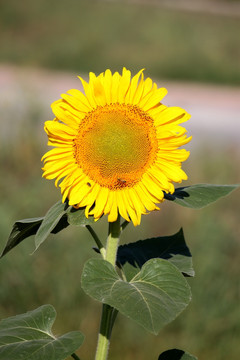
[0, 304, 84, 360]
[117, 228, 194, 280]
[164, 184, 239, 208]
[0, 214, 69, 259]
[34, 201, 70, 251]
[1, 217, 43, 258]
[67, 207, 95, 226]
[158, 349, 198, 360]
[81, 258, 191, 334]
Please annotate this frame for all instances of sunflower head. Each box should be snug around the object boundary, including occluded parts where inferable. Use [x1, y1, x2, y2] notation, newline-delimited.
[42, 68, 191, 226]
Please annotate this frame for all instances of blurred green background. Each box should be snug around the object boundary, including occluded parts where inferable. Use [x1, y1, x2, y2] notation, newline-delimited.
[0, 0, 240, 359]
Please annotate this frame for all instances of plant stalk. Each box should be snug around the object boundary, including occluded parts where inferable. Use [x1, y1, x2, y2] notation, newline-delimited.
[95, 216, 121, 360]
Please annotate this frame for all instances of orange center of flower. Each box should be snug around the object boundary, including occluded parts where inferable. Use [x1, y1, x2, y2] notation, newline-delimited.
[74, 104, 158, 189]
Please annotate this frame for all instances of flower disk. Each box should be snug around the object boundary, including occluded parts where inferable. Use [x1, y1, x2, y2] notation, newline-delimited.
[42, 68, 191, 225]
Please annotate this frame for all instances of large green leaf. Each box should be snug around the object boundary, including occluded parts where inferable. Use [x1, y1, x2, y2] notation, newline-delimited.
[158, 349, 197, 360]
[0, 304, 84, 360]
[82, 258, 191, 334]
[34, 201, 70, 250]
[164, 184, 239, 208]
[117, 228, 194, 278]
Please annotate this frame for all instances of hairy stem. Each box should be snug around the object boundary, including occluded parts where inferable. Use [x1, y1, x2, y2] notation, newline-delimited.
[95, 216, 121, 360]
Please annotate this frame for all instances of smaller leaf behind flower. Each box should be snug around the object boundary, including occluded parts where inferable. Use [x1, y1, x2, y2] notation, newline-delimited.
[1, 217, 43, 258]
[1, 201, 96, 258]
[0, 304, 84, 360]
[67, 207, 95, 226]
[164, 184, 239, 208]
[0, 215, 69, 258]
[34, 200, 71, 251]
[117, 229, 194, 280]
[158, 349, 198, 360]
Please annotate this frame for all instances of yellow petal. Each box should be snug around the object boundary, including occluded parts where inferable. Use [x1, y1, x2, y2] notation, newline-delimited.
[51, 102, 80, 129]
[125, 69, 144, 104]
[116, 190, 130, 222]
[118, 68, 131, 103]
[92, 187, 110, 218]
[111, 71, 121, 101]
[78, 76, 97, 108]
[62, 92, 90, 112]
[132, 72, 145, 105]
[102, 69, 113, 104]
[108, 192, 118, 222]
[92, 76, 107, 106]
[154, 107, 191, 127]
[141, 88, 168, 111]
[134, 183, 159, 212]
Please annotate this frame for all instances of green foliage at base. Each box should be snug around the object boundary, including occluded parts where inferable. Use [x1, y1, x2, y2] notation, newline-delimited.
[0, 305, 84, 360]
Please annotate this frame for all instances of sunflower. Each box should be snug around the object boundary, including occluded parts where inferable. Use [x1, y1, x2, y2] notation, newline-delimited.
[42, 68, 191, 226]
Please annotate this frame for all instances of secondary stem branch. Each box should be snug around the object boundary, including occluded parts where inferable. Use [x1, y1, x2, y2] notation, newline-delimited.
[86, 225, 106, 258]
[71, 353, 81, 360]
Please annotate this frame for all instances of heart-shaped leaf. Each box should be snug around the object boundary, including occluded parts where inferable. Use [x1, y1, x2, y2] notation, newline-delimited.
[117, 228, 194, 278]
[35, 201, 70, 250]
[164, 184, 239, 208]
[158, 349, 198, 360]
[82, 258, 191, 334]
[0, 304, 84, 360]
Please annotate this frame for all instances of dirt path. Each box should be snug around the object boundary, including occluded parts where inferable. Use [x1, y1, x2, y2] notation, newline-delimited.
[105, 0, 240, 18]
[0, 64, 239, 148]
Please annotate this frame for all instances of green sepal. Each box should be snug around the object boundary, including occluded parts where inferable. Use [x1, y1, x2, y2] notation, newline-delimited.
[158, 349, 198, 360]
[117, 228, 194, 279]
[164, 184, 239, 208]
[81, 258, 191, 334]
[0, 304, 84, 360]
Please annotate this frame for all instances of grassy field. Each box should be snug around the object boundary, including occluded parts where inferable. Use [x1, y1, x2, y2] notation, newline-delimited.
[1, 0, 240, 84]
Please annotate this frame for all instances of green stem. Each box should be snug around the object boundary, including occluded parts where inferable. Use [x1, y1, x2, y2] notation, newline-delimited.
[86, 225, 106, 259]
[95, 216, 121, 360]
[105, 216, 121, 265]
